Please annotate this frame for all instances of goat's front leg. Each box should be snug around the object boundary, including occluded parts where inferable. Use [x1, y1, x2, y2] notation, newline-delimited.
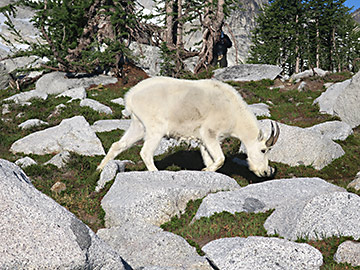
[97, 117, 144, 171]
[201, 139, 225, 172]
[200, 144, 214, 168]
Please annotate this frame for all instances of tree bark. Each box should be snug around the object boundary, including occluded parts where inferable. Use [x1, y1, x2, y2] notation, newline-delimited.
[295, 14, 300, 73]
[165, 0, 175, 45]
[194, 0, 225, 73]
[316, 19, 320, 69]
[176, 0, 183, 48]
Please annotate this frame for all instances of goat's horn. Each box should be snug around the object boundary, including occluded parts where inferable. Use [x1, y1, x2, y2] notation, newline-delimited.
[266, 122, 280, 147]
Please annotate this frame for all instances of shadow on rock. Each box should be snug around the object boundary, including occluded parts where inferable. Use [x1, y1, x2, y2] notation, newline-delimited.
[155, 150, 276, 184]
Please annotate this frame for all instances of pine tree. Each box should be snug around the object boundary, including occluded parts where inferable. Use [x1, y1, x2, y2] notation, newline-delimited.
[249, 0, 306, 74]
[249, 0, 360, 73]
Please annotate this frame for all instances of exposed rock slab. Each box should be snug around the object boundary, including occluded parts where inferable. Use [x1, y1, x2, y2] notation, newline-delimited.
[224, 0, 268, 65]
[194, 177, 345, 220]
[305, 121, 353, 141]
[80, 98, 113, 115]
[44, 151, 71, 168]
[347, 171, 360, 191]
[333, 71, 360, 128]
[97, 221, 212, 269]
[4, 89, 48, 104]
[111, 97, 125, 106]
[249, 103, 271, 117]
[35, 71, 117, 95]
[18, 119, 48, 130]
[291, 68, 329, 81]
[129, 42, 161, 76]
[0, 2, 41, 57]
[101, 171, 240, 228]
[0, 63, 11, 89]
[56, 86, 87, 101]
[253, 120, 345, 170]
[15, 156, 37, 168]
[0, 159, 127, 269]
[10, 116, 105, 156]
[91, 119, 131, 133]
[264, 192, 360, 240]
[96, 160, 131, 192]
[1, 56, 47, 74]
[213, 64, 282, 82]
[313, 79, 350, 115]
[4, 72, 116, 105]
[334, 241, 360, 266]
[203, 237, 323, 270]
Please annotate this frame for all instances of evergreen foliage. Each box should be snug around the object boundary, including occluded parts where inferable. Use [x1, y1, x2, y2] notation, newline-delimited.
[1, 0, 143, 76]
[249, 0, 360, 73]
[159, 42, 176, 77]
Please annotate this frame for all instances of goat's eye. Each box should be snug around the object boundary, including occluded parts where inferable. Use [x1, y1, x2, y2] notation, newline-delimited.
[261, 149, 267, 154]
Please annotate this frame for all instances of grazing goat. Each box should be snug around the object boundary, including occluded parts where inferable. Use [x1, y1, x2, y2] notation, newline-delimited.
[98, 76, 280, 177]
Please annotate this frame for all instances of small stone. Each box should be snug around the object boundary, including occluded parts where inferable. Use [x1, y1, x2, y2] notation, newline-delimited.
[334, 241, 360, 266]
[15, 157, 37, 168]
[51, 181, 66, 193]
[347, 172, 360, 191]
[111, 97, 125, 106]
[18, 119, 49, 130]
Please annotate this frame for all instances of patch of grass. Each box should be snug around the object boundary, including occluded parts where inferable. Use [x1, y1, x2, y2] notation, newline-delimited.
[96, 129, 147, 171]
[18, 96, 71, 123]
[23, 153, 107, 231]
[323, 72, 353, 83]
[161, 199, 273, 255]
[231, 80, 339, 127]
[96, 130, 125, 152]
[87, 84, 125, 104]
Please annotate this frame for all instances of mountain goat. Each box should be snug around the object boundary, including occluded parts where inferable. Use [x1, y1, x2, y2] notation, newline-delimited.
[98, 76, 280, 177]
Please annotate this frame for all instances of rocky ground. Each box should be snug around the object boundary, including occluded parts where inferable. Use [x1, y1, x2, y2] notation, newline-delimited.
[1, 62, 360, 269]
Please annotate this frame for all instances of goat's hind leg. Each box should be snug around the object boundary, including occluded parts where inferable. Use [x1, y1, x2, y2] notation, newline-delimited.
[97, 118, 144, 171]
[140, 133, 163, 171]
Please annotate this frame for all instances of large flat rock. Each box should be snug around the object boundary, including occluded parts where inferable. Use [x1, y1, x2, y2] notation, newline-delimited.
[265, 192, 360, 240]
[10, 115, 105, 156]
[0, 159, 127, 269]
[35, 71, 117, 95]
[97, 221, 212, 269]
[333, 71, 360, 128]
[313, 79, 351, 115]
[203, 236, 323, 270]
[213, 64, 282, 82]
[305, 121, 353, 141]
[101, 171, 240, 227]
[194, 177, 345, 220]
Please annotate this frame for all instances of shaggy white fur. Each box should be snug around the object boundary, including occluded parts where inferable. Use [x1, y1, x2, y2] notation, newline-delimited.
[98, 76, 279, 177]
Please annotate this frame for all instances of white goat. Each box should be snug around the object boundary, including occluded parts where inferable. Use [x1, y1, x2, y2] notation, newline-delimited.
[98, 76, 280, 177]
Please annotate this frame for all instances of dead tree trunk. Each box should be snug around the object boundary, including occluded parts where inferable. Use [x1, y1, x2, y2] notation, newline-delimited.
[165, 0, 175, 45]
[194, 0, 225, 73]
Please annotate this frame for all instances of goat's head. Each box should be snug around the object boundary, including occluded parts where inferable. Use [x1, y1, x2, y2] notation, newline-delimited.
[246, 122, 280, 178]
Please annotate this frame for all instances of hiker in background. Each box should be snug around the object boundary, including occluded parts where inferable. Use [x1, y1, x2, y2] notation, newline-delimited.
[211, 30, 232, 68]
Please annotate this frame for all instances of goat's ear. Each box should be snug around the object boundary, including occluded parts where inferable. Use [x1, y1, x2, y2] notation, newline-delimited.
[258, 130, 264, 141]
